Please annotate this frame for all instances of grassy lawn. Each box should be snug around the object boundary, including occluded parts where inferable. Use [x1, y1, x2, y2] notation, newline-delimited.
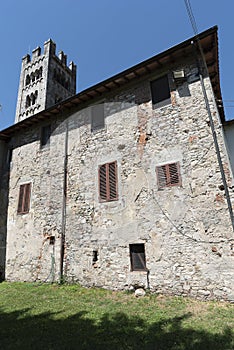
[0, 282, 233, 350]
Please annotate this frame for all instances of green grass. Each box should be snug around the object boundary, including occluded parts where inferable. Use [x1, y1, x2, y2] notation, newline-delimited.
[0, 282, 233, 350]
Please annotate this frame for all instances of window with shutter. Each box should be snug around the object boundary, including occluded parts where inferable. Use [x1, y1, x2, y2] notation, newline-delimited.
[17, 183, 31, 214]
[130, 244, 147, 271]
[156, 162, 181, 189]
[91, 104, 105, 131]
[99, 161, 118, 202]
[150, 75, 171, 106]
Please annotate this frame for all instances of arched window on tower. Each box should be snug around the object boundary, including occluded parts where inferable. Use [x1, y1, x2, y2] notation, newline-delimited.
[31, 90, 38, 105]
[39, 67, 42, 78]
[35, 69, 39, 80]
[31, 72, 35, 82]
[25, 75, 30, 86]
[25, 95, 31, 108]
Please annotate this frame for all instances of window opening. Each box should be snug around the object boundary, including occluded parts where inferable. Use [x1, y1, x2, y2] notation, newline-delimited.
[92, 250, 98, 263]
[49, 236, 55, 245]
[150, 75, 170, 105]
[156, 162, 181, 189]
[129, 244, 147, 271]
[17, 183, 31, 214]
[91, 104, 105, 130]
[99, 161, 118, 202]
[41, 125, 51, 148]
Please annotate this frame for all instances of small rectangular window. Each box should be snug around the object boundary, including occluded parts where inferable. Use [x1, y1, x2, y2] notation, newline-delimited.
[17, 183, 31, 214]
[150, 75, 170, 105]
[156, 162, 181, 189]
[41, 125, 51, 148]
[99, 161, 118, 202]
[130, 244, 147, 271]
[91, 104, 105, 131]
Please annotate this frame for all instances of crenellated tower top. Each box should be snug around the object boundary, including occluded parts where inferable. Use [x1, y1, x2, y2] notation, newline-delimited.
[15, 39, 77, 123]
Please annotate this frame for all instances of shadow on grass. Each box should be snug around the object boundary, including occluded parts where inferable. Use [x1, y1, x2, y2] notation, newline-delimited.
[0, 308, 233, 350]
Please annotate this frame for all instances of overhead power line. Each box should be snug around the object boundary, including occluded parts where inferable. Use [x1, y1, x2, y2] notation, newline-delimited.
[183, 0, 234, 231]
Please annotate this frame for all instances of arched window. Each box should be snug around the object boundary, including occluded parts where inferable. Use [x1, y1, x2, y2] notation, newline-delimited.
[31, 91, 38, 105]
[35, 70, 39, 80]
[25, 75, 30, 85]
[25, 95, 31, 108]
[39, 67, 42, 78]
[31, 73, 35, 82]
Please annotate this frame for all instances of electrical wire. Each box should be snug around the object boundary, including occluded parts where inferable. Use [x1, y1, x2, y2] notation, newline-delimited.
[152, 189, 234, 244]
[184, 0, 199, 35]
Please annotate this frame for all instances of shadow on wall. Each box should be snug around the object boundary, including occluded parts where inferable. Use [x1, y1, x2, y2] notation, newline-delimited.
[0, 308, 233, 350]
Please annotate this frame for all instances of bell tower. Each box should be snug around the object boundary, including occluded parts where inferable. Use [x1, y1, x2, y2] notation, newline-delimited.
[15, 39, 76, 123]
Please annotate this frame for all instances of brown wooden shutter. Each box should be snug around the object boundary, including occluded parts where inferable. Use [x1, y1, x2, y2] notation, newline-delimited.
[17, 183, 31, 214]
[99, 161, 118, 202]
[24, 183, 31, 213]
[156, 162, 181, 189]
[108, 161, 117, 200]
[157, 165, 167, 189]
[17, 185, 25, 213]
[99, 164, 107, 201]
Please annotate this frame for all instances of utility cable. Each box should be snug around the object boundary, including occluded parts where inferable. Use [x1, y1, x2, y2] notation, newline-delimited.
[183, 0, 234, 231]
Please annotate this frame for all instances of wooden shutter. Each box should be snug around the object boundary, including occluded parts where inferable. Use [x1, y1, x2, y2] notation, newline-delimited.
[156, 162, 181, 189]
[99, 161, 118, 202]
[109, 162, 117, 200]
[17, 183, 31, 214]
[130, 244, 146, 271]
[99, 164, 107, 201]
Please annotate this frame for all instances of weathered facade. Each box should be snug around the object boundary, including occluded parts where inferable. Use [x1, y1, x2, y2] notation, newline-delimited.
[0, 26, 234, 301]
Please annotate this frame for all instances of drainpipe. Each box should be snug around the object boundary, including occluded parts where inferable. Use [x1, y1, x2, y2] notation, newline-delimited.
[60, 120, 68, 282]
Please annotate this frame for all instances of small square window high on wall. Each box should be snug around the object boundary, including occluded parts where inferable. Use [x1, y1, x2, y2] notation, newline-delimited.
[99, 161, 118, 202]
[17, 183, 31, 214]
[129, 244, 147, 271]
[150, 75, 171, 106]
[156, 162, 181, 189]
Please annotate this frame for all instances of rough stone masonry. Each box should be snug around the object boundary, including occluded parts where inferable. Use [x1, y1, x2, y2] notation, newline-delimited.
[1, 27, 234, 301]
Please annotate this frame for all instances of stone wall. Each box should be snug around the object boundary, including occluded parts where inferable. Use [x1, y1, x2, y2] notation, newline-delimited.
[5, 59, 234, 301]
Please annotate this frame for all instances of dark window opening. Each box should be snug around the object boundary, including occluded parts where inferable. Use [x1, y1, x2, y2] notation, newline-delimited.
[99, 161, 118, 202]
[156, 162, 181, 189]
[25, 95, 31, 108]
[49, 236, 55, 245]
[25, 75, 30, 85]
[91, 104, 105, 131]
[150, 75, 170, 105]
[41, 125, 51, 148]
[17, 183, 31, 214]
[130, 244, 147, 271]
[92, 250, 98, 263]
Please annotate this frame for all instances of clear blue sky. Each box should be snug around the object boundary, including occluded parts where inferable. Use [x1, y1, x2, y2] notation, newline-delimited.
[0, 0, 234, 130]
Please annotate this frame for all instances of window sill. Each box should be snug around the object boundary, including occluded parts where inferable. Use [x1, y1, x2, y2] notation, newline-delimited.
[130, 270, 148, 274]
[152, 98, 171, 109]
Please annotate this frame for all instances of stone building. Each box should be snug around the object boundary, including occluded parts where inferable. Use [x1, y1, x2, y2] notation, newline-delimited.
[0, 26, 234, 301]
